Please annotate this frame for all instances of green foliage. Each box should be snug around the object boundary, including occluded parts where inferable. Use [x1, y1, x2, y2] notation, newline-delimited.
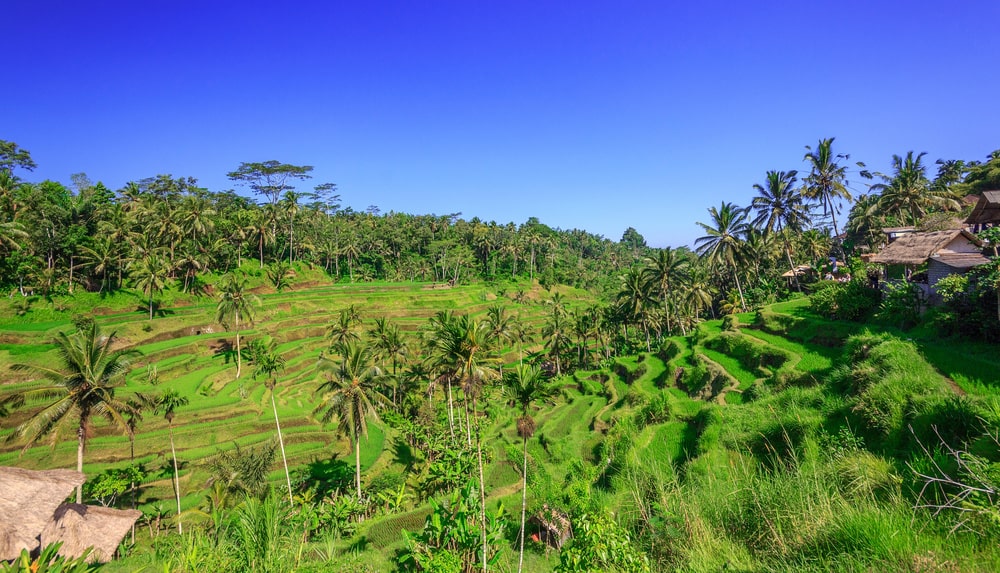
[84, 464, 146, 507]
[634, 393, 673, 428]
[876, 281, 924, 329]
[555, 512, 650, 573]
[0, 543, 95, 573]
[808, 279, 881, 321]
[208, 440, 279, 499]
[398, 482, 507, 572]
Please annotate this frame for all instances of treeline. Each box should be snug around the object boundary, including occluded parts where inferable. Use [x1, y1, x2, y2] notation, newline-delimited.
[0, 143, 644, 299]
[3, 138, 999, 341]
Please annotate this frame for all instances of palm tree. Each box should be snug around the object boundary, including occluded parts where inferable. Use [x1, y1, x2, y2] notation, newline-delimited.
[643, 247, 689, 336]
[803, 137, 852, 237]
[695, 202, 750, 312]
[542, 304, 573, 373]
[616, 266, 654, 350]
[154, 389, 189, 534]
[327, 307, 362, 349]
[751, 170, 811, 292]
[485, 304, 516, 376]
[426, 314, 497, 572]
[871, 151, 960, 225]
[314, 342, 389, 498]
[216, 272, 257, 379]
[502, 364, 556, 573]
[251, 343, 293, 504]
[2, 323, 139, 503]
[131, 254, 169, 319]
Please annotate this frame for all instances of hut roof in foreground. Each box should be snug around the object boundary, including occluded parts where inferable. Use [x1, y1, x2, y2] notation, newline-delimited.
[870, 230, 981, 266]
[40, 503, 142, 563]
[0, 466, 83, 561]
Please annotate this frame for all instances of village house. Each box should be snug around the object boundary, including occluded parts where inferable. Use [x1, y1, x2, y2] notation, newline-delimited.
[869, 229, 989, 303]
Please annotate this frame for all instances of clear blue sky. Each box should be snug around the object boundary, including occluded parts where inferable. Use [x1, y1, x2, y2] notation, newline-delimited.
[6, 1, 999, 247]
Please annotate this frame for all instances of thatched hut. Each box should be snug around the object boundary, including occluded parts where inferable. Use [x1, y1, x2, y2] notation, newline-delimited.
[0, 467, 83, 561]
[0, 466, 141, 564]
[870, 229, 989, 300]
[40, 504, 141, 563]
[965, 190, 1000, 230]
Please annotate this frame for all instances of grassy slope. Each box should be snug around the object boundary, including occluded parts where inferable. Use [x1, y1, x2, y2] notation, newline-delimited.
[3, 279, 1000, 572]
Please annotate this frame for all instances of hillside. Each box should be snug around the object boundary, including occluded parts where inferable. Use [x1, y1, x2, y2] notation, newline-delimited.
[2, 276, 999, 572]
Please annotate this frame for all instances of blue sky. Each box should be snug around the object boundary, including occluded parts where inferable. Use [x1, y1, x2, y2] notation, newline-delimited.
[6, 1, 1000, 247]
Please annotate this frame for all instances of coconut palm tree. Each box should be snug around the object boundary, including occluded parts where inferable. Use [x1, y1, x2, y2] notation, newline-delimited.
[485, 304, 516, 376]
[870, 151, 961, 225]
[2, 323, 139, 503]
[251, 343, 293, 504]
[154, 389, 189, 533]
[130, 253, 169, 319]
[327, 306, 362, 350]
[502, 364, 556, 573]
[695, 202, 751, 312]
[426, 314, 497, 572]
[216, 272, 257, 380]
[643, 247, 690, 336]
[616, 266, 654, 350]
[314, 342, 389, 498]
[803, 137, 852, 237]
[751, 170, 811, 292]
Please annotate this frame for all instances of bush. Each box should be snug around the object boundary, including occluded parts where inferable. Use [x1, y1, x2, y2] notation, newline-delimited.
[635, 393, 673, 428]
[721, 314, 740, 331]
[657, 339, 682, 362]
[809, 280, 881, 321]
[876, 281, 924, 329]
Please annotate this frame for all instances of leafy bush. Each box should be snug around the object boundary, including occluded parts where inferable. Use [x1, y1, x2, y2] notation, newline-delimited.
[635, 394, 673, 428]
[555, 512, 651, 573]
[809, 280, 881, 321]
[656, 339, 682, 362]
[876, 281, 924, 329]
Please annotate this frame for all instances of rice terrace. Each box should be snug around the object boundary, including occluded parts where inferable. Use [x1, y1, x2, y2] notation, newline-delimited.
[4, 4, 1000, 571]
[1, 134, 1000, 573]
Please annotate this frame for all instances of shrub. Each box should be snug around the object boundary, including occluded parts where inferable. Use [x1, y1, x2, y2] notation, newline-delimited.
[721, 314, 740, 331]
[809, 280, 880, 321]
[657, 339, 682, 362]
[876, 281, 924, 329]
[635, 393, 673, 428]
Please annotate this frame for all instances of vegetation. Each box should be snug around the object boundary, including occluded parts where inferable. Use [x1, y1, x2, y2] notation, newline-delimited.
[1, 139, 999, 571]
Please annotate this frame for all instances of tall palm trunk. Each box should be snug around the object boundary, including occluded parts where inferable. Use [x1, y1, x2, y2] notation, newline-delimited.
[234, 310, 242, 379]
[271, 390, 293, 504]
[783, 233, 801, 292]
[76, 424, 85, 504]
[168, 424, 182, 534]
[517, 434, 528, 573]
[473, 398, 487, 573]
[354, 437, 362, 498]
[446, 379, 455, 440]
[732, 266, 748, 312]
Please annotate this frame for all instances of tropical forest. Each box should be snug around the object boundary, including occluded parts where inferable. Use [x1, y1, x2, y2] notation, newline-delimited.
[1, 138, 999, 573]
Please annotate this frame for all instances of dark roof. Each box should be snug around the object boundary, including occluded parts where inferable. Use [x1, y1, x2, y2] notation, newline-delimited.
[931, 253, 992, 270]
[965, 191, 1000, 225]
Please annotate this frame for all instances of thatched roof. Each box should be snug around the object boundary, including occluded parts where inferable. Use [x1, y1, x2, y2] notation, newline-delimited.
[40, 503, 141, 563]
[870, 230, 981, 266]
[932, 252, 992, 270]
[781, 265, 813, 278]
[965, 191, 1000, 225]
[0, 467, 83, 561]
